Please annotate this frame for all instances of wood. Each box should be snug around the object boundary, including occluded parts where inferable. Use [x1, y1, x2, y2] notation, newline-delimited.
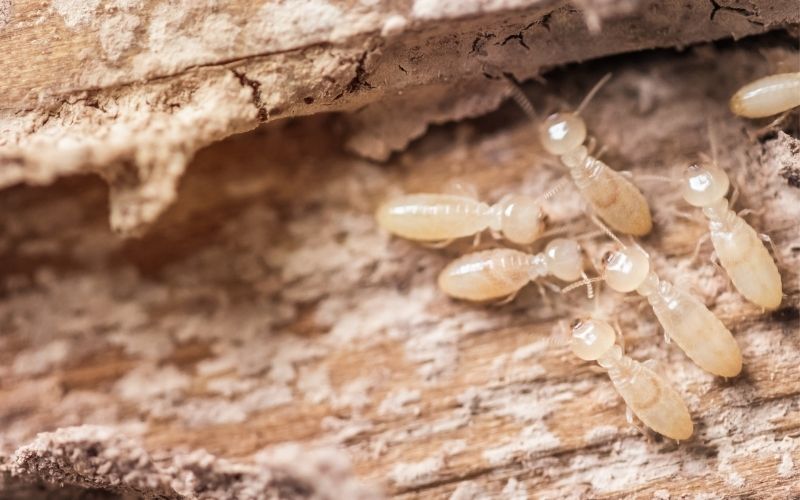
[2, 38, 800, 497]
[2, 0, 797, 235]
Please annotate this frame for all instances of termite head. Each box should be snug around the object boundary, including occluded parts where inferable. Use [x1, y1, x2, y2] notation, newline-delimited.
[601, 245, 650, 293]
[544, 238, 583, 282]
[539, 112, 587, 156]
[496, 194, 547, 245]
[570, 318, 616, 361]
[682, 160, 730, 208]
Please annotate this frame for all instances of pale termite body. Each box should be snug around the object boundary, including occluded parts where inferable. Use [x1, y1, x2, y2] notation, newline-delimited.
[570, 318, 694, 441]
[438, 238, 583, 301]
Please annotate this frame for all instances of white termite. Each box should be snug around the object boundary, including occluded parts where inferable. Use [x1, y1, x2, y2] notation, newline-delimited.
[437, 238, 583, 302]
[564, 225, 742, 377]
[681, 159, 783, 310]
[729, 72, 800, 118]
[570, 318, 693, 441]
[507, 74, 653, 236]
[376, 185, 563, 246]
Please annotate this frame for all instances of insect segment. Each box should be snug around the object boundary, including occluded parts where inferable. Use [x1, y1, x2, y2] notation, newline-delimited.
[508, 74, 653, 236]
[376, 190, 551, 246]
[729, 72, 800, 118]
[570, 318, 693, 440]
[437, 238, 583, 301]
[682, 160, 783, 310]
[564, 233, 742, 377]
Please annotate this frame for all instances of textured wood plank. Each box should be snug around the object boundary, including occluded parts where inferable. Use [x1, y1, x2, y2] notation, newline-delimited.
[2, 0, 798, 236]
[1, 37, 800, 498]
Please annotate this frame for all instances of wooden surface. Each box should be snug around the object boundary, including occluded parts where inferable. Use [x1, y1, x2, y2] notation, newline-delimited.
[2, 38, 800, 498]
[3, 0, 798, 237]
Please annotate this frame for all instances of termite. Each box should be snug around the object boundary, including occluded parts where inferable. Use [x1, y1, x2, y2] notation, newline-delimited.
[506, 74, 653, 236]
[681, 159, 783, 310]
[437, 238, 583, 302]
[729, 72, 800, 118]
[570, 318, 693, 441]
[564, 222, 742, 377]
[376, 183, 564, 246]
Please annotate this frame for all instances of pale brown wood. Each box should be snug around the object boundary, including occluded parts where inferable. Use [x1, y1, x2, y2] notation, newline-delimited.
[2, 0, 797, 238]
[2, 41, 800, 498]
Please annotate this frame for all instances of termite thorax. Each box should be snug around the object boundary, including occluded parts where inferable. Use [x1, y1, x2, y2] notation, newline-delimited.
[561, 146, 602, 186]
[597, 344, 624, 370]
[635, 272, 661, 298]
[528, 253, 549, 279]
[486, 203, 504, 232]
[703, 198, 738, 231]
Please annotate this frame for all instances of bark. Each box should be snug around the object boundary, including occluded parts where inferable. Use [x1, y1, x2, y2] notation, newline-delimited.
[1, 0, 800, 498]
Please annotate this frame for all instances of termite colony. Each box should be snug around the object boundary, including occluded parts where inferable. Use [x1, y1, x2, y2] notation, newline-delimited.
[376, 69, 797, 441]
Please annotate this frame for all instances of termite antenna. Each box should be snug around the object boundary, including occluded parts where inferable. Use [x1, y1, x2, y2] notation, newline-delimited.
[580, 270, 595, 299]
[538, 176, 571, 201]
[590, 214, 625, 248]
[562, 275, 605, 294]
[576, 72, 613, 115]
[504, 74, 539, 121]
[706, 118, 719, 165]
[554, 319, 572, 347]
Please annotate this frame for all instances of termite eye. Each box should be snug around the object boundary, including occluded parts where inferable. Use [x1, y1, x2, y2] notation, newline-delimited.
[570, 319, 616, 361]
[604, 247, 650, 293]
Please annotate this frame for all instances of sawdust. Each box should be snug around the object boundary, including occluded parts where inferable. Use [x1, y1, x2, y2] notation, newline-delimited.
[51, 0, 100, 29]
[0, 0, 10, 30]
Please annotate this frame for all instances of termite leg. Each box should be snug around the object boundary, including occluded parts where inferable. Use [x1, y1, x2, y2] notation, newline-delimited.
[729, 179, 740, 209]
[443, 179, 480, 199]
[540, 279, 563, 294]
[473, 232, 483, 247]
[689, 233, 711, 264]
[535, 282, 550, 306]
[709, 251, 732, 291]
[750, 111, 792, 140]
[643, 359, 660, 373]
[422, 239, 455, 249]
[759, 232, 784, 267]
[625, 406, 649, 439]
[494, 289, 521, 306]
[588, 364, 607, 375]
[586, 136, 598, 156]
[612, 319, 625, 352]
[675, 275, 706, 302]
[595, 145, 608, 161]
[663, 329, 671, 345]
[664, 206, 703, 225]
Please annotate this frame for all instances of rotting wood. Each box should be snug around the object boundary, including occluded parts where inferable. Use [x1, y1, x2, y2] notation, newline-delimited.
[1, 37, 800, 497]
[1, 0, 798, 235]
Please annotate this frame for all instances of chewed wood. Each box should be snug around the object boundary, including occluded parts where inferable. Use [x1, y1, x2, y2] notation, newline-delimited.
[1, 44, 800, 498]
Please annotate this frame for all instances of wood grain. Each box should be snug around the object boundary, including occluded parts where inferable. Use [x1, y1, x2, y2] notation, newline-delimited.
[1, 38, 800, 498]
